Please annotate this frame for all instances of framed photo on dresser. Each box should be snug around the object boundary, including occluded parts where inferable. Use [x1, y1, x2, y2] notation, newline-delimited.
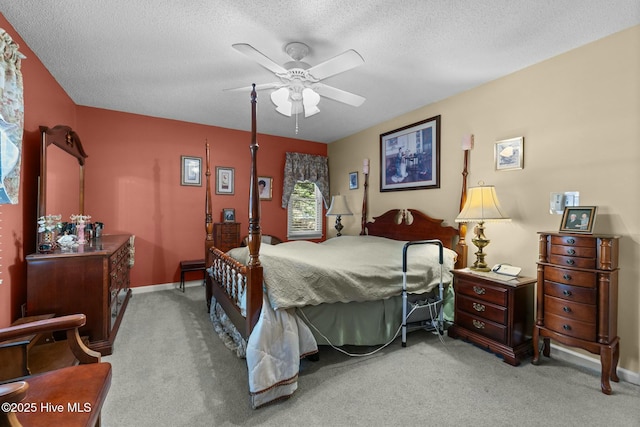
[559, 206, 597, 233]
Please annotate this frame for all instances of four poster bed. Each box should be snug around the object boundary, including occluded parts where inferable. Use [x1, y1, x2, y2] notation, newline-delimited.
[204, 86, 469, 408]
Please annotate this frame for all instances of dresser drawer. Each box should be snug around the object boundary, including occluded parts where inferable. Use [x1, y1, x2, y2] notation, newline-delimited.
[455, 311, 507, 344]
[544, 312, 595, 341]
[544, 295, 596, 322]
[549, 244, 596, 258]
[549, 254, 595, 269]
[550, 235, 596, 248]
[457, 294, 507, 325]
[544, 266, 596, 288]
[455, 279, 507, 306]
[218, 224, 238, 234]
[544, 281, 596, 305]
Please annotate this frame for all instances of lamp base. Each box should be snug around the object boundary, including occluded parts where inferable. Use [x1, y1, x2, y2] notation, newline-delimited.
[470, 221, 490, 271]
[334, 215, 344, 237]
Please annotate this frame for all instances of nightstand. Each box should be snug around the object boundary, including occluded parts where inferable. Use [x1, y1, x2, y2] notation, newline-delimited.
[448, 269, 535, 366]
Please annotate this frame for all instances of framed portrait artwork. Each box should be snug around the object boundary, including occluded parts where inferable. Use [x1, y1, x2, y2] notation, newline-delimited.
[180, 156, 202, 186]
[215, 166, 234, 195]
[495, 137, 524, 171]
[559, 206, 597, 234]
[349, 171, 358, 190]
[380, 115, 441, 192]
[258, 176, 272, 200]
[222, 208, 235, 222]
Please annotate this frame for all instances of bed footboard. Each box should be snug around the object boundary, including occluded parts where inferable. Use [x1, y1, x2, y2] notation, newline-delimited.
[207, 247, 248, 336]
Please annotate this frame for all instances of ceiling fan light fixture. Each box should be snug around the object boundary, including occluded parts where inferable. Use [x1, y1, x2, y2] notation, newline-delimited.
[303, 88, 320, 117]
[271, 87, 292, 116]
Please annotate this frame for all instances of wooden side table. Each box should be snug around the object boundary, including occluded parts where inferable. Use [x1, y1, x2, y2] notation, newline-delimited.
[448, 269, 536, 366]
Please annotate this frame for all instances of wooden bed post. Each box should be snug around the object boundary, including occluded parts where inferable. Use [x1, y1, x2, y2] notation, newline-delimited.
[455, 149, 469, 269]
[246, 84, 263, 335]
[360, 166, 369, 235]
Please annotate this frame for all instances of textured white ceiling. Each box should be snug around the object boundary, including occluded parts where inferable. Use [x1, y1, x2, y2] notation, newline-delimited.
[2, 1, 639, 143]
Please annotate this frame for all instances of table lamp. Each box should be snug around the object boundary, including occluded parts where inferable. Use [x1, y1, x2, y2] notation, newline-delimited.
[455, 183, 510, 271]
[326, 195, 353, 236]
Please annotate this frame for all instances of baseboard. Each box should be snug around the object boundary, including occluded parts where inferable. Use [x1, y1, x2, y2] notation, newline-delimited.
[131, 280, 202, 294]
[551, 343, 640, 386]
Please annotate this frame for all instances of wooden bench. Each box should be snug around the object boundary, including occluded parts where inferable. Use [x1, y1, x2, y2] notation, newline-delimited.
[0, 314, 111, 427]
[179, 259, 206, 292]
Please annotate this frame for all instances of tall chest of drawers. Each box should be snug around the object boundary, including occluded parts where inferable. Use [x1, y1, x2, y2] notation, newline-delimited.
[26, 234, 133, 356]
[213, 222, 240, 252]
[532, 232, 620, 394]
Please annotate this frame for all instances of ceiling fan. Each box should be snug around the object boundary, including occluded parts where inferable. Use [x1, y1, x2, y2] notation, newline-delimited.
[226, 42, 366, 121]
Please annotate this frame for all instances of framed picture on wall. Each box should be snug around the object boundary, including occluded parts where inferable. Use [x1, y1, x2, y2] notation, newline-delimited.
[495, 137, 524, 171]
[215, 166, 234, 195]
[349, 171, 358, 189]
[180, 156, 202, 186]
[380, 115, 441, 192]
[258, 176, 272, 200]
[559, 206, 597, 234]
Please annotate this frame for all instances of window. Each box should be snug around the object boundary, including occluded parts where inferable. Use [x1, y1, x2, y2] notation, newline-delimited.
[287, 181, 323, 239]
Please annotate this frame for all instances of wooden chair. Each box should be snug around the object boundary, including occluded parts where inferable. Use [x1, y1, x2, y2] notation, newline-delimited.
[240, 234, 283, 247]
[0, 314, 111, 427]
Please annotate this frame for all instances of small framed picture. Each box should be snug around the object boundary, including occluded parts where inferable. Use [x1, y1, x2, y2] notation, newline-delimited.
[215, 166, 234, 195]
[181, 156, 202, 186]
[349, 171, 358, 189]
[258, 176, 272, 200]
[222, 208, 235, 223]
[495, 137, 524, 171]
[559, 206, 597, 234]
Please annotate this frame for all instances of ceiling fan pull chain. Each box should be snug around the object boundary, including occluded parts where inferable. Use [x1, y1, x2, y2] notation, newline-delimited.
[295, 113, 299, 134]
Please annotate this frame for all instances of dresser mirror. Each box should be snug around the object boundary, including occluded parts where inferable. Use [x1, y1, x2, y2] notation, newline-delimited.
[38, 125, 88, 220]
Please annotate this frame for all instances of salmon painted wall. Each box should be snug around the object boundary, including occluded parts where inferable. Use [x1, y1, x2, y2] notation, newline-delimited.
[76, 107, 326, 288]
[0, 12, 327, 326]
[0, 14, 77, 326]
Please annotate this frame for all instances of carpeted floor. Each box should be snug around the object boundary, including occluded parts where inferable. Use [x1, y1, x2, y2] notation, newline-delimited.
[102, 285, 640, 426]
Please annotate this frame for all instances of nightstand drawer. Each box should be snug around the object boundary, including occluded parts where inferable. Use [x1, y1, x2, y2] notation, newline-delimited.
[457, 294, 507, 325]
[544, 312, 595, 341]
[550, 244, 596, 258]
[544, 281, 596, 305]
[544, 295, 596, 322]
[544, 266, 596, 288]
[455, 311, 507, 344]
[455, 279, 507, 306]
[550, 235, 596, 248]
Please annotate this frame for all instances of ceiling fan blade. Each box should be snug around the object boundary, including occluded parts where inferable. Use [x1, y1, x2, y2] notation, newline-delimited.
[314, 83, 366, 107]
[232, 43, 288, 74]
[224, 82, 282, 92]
[307, 49, 364, 80]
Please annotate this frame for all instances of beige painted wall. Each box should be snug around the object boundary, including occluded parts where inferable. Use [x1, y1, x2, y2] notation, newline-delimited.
[328, 26, 639, 374]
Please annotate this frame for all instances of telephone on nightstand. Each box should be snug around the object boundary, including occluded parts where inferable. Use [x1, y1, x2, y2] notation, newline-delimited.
[491, 264, 522, 277]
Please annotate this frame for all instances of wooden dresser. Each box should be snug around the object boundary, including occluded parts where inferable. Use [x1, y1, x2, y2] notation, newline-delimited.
[213, 222, 240, 252]
[532, 232, 620, 394]
[26, 234, 133, 356]
[448, 269, 536, 366]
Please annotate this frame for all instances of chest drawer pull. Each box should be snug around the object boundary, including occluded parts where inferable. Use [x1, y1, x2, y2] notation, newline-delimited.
[473, 286, 486, 295]
[562, 324, 572, 331]
[565, 259, 575, 265]
[567, 249, 576, 255]
[562, 306, 572, 313]
[563, 290, 572, 297]
[472, 303, 486, 312]
[567, 238, 575, 244]
[563, 274, 572, 280]
[472, 320, 485, 329]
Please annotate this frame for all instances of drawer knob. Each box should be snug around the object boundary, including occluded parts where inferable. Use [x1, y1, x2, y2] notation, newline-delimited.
[567, 249, 576, 255]
[567, 238, 575, 244]
[473, 286, 486, 295]
[472, 303, 486, 312]
[563, 274, 572, 281]
[566, 259, 575, 265]
[562, 324, 572, 331]
[563, 290, 572, 297]
[472, 320, 485, 329]
[563, 306, 572, 313]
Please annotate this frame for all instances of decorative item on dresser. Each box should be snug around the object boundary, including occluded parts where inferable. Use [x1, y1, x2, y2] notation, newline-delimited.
[532, 232, 620, 395]
[447, 269, 536, 366]
[25, 234, 133, 356]
[213, 222, 240, 253]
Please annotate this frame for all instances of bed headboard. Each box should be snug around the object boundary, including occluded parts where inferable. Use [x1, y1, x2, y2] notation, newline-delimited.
[365, 209, 458, 249]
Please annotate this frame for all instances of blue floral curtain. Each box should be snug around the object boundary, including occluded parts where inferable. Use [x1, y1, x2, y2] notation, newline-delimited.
[0, 29, 25, 204]
[282, 152, 330, 208]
